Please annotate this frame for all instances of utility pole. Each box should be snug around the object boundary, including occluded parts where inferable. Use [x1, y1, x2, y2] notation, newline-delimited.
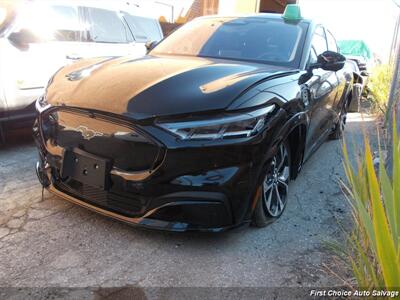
[155, 1, 175, 23]
[387, 4, 400, 172]
[388, 7, 400, 135]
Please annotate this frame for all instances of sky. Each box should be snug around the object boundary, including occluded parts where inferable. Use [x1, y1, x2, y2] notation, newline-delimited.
[299, 0, 399, 62]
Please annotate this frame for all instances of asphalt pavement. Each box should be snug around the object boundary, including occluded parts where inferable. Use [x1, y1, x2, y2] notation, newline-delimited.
[0, 113, 378, 298]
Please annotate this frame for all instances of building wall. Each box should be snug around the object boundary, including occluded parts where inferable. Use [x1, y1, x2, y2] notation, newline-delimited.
[184, 0, 219, 21]
[219, 0, 258, 15]
[259, 0, 297, 13]
[160, 0, 219, 36]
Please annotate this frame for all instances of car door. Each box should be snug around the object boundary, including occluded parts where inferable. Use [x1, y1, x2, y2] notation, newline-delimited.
[326, 29, 348, 119]
[14, 4, 86, 89]
[82, 7, 146, 59]
[305, 26, 339, 156]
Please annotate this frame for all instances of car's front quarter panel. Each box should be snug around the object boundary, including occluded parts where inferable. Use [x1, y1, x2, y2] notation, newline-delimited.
[148, 107, 290, 225]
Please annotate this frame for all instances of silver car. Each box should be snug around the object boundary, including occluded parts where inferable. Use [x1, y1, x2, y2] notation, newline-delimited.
[0, 0, 163, 138]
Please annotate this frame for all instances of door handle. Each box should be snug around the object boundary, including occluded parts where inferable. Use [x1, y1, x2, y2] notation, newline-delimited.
[66, 54, 82, 60]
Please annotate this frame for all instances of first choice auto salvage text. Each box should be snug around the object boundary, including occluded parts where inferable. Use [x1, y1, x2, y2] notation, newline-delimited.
[310, 289, 399, 298]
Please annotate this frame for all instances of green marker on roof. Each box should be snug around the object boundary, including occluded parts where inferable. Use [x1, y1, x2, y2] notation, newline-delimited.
[283, 4, 303, 22]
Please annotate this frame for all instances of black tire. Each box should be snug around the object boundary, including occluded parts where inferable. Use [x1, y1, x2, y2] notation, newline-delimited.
[330, 102, 347, 140]
[0, 122, 5, 145]
[348, 86, 361, 113]
[252, 140, 291, 227]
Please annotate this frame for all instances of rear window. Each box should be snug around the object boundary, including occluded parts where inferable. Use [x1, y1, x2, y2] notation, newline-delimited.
[123, 14, 162, 43]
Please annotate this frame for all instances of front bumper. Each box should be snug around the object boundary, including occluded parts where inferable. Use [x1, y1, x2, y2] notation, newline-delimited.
[47, 184, 235, 232]
[34, 107, 280, 231]
[36, 155, 255, 232]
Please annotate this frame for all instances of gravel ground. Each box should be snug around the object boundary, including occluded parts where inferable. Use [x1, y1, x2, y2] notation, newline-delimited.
[0, 113, 378, 298]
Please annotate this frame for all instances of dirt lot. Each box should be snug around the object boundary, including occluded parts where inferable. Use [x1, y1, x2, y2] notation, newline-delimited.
[0, 113, 377, 298]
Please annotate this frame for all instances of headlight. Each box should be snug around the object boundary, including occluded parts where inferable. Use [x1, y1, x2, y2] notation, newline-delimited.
[35, 95, 50, 113]
[157, 105, 276, 140]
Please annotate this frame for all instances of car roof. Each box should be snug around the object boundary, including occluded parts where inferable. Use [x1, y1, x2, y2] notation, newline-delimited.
[28, 0, 131, 9]
[19, 0, 150, 16]
[197, 13, 313, 24]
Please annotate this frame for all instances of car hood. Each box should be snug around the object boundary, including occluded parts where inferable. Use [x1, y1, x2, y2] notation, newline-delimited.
[47, 55, 294, 119]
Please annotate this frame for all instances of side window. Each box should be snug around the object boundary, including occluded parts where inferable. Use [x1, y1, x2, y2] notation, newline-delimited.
[308, 46, 318, 65]
[87, 8, 130, 43]
[47, 6, 81, 41]
[326, 30, 338, 52]
[311, 26, 327, 56]
[17, 5, 82, 42]
[123, 14, 162, 43]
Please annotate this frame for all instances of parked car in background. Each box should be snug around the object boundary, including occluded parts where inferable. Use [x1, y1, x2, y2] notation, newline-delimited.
[337, 40, 371, 112]
[337, 40, 372, 67]
[346, 55, 369, 72]
[344, 59, 365, 112]
[345, 55, 370, 91]
[34, 5, 354, 231]
[0, 0, 163, 142]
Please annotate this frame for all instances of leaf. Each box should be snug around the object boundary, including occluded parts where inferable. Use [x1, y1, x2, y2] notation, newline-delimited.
[365, 141, 400, 287]
[392, 113, 400, 251]
[379, 152, 397, 246]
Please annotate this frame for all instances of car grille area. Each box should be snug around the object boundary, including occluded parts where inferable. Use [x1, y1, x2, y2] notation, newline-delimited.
[39, 108, 162, 217]
[41, 108, 161, 172]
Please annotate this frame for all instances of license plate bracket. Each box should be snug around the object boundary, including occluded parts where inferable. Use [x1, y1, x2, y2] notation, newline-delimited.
[61, 148, 111, 190]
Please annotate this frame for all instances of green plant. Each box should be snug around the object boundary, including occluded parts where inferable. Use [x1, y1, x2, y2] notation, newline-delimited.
[368, 64, 393, 115]
[342, 116, 400, 289]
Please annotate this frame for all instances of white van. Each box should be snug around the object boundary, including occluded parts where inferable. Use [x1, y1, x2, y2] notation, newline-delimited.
[0, 0, 163, 130]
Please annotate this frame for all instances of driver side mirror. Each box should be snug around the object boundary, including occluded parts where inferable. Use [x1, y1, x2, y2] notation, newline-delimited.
[8, 29, 39, 50]
[145, 40, 158, 52]
[311, 51, 346, 72]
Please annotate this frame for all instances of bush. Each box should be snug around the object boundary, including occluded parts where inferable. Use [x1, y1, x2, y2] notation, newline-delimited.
[342, 116, 400, 288]
[368, 64, 393, 115]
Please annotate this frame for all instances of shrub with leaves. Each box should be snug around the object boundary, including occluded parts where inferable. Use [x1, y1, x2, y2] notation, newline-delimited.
[368, 64, 393, 115]
[342, 117, 400, 288]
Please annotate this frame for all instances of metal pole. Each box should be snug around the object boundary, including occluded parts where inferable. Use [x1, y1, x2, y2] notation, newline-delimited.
[386, 8, 400, 173]
[388, 10, 400, 133]
[155, 1, 175, 23]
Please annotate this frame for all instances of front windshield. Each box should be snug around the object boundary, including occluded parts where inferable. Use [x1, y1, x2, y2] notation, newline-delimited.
[151, 17, 308, 67]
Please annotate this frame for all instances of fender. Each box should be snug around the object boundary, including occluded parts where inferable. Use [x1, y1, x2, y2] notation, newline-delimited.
[334, 81, 353, 125]
[243, 110, 308, 221]
[275, 111, 309, 179]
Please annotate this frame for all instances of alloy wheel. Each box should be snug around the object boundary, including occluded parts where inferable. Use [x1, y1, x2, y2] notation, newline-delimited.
[262, 143, 290, 217]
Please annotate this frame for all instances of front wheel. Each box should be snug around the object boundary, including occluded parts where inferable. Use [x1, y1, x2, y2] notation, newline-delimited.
[252, 140, 291, 227]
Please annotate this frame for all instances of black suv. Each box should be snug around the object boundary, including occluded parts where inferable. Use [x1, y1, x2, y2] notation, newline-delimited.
[34, 7, 353, 231]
